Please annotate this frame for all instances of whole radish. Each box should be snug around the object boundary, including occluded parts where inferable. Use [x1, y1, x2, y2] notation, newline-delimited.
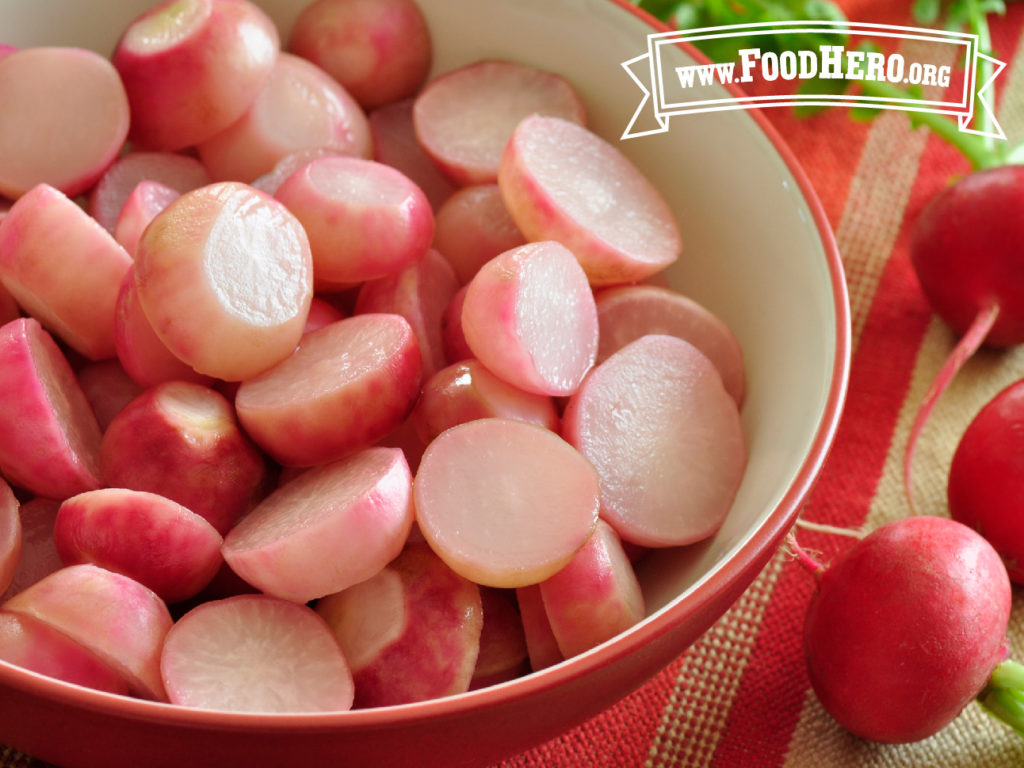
[796, 515, 1024, 743]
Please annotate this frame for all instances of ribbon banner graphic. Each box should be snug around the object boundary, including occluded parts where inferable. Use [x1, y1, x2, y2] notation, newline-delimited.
[621, 21, 1005, 140]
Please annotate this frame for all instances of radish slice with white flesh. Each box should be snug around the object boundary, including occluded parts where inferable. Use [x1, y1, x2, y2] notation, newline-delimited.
[0, 479, 19, 597]
[413, 60, 586, 186]
[413, 417, 600, 588]
[0, 47, 128, 199]
[562, 335, 746, 548]
[461, 240, 598, 397]
[0, 184, 132, 361]
[113, 181, 181, 257]
[0, 318, 103, 499]
[594, 284, 746, 406]
[223, 447, 413, 603]
[197, 52, 372, 183]
[112, 0, 279, 151]
[498, 114, 682, 286]
[2, 564, 172, 701]
[134, 181, 314, 382]
[161, 594, 354, 713]
[1, 498, 63, 605]
[434, 184, 526, 284]
[235, 313, 422, 467]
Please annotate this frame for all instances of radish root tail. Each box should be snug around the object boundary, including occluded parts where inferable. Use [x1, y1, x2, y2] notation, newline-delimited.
[785, 531, 825, 580]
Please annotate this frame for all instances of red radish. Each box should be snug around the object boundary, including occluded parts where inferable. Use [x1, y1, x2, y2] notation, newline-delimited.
[222, 447, 413, 603]
[412, 359, 560, 444]
[461, 241, 598, 397]
[499, 114, 683, 286]
[0, 183, 132, 361]
[470, 587, 529, 689]
[0, 318, 103, 499]
[595, 284, 746, 406]
[562, 335, 746, 548]
[89, 151, 210, 233]
[433, 184, 526, 284]
[413, 417, 600, 588]
[2, 564, 173, 701]
[112, 0, 279, 151]
[353, 248, 459, 379]
[288, 0, 432, 110]
[250, 146, 342, 195]
[797, 516, 1014, 743]
[905, 165, 1024, 513]
[0, 611, 130, 695]
[0, 46, 128, 199]
[134, 181, 314, 382]
[113, 181, 181, 256]
[99, 380, 268, 536]
[315, 543, 483, 708]
[413, 59, 586, 186]
[440, 285, 473, 364]
[0, 498, 62, 604]
[234, 313, 423, 467]
[55, 488, 224, 605]
[275, 155, 434, 287]
[161, 594, 354, 713]
[197, 52, 372, 183]
[515, 584, 564, 672]
[368, 98, 457, 211]
[0, 479, 19, 596]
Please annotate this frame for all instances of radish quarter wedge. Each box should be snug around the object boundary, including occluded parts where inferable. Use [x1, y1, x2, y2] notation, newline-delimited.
[498, 114, 682, 286]
[562, 335, 746, 548]
[161, 594, 354, 713]
[414, 417, 600, 588]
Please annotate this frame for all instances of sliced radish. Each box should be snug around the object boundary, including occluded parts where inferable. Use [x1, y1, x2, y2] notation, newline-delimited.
[562, 335, 746, 548]
[197, 52, 372, 183]
[461, 240, 597, 397]
[413, 417, 599, 588]
[434, 184, 526, 284]
[0, 479, 19, 596]
[470, 587, 529, 689]
[161, 594, 354, 713]
[0, 318, 103, 499]
[0, 47, 128, 199]
[235, 313, 422, 467]
[498, 114, 682, 286]
[1, 498, 62, 604]
[113, 181, 181, 257]
[413, 60, 586, 185]
[250, 146, 342, 195]
[134, 181, 314, 381]
[515, 584, 563, 672]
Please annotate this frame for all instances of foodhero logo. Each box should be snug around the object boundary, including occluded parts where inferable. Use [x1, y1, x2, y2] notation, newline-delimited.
[622, 21, 1004, 140]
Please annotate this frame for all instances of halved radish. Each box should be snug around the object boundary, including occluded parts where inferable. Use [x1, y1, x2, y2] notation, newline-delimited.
[413, 417, 600, 588]
[413, 59, 586, 185]
[161, 594, 354, 712]
[562, 335, 746, 548]
[498, 114, 682, 286]
[0, 498, 62, 604]
[433, 184, 526, 284]
[222, 446, 413, 603]
[0, 479, 19, 596]
[113, 181, 181, 257]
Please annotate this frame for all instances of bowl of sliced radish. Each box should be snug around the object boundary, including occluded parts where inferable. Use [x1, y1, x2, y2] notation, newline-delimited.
[0, 0, 849, 766]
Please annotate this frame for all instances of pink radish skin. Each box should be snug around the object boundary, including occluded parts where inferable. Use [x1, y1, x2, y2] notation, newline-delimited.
[112, 0, 279, 151]
[0, 47, 128, 199]
[595, 284, 746, 406]
[99, 380, 268, 536]
[161, 594, 354, 713]
[801, 516, 1012, 744]
[412, 359, 560, 444]
[55, 488, 224, 605]
[461, 241, 598, 397]
[288, 0, 432, 110]
[89, 151, 210, 233]
[515, 584, 564, 672]
[222, 447, 413, 603]
[354, 248, 459, 379]
[499, 114, 682, 286]
[0, 184, 132, 360]
[0, 498, 62, 604]
[134, 181, 314, 382]
[562, 335, 746, 548]
[250, 147, 342, 195]
[413, 417, 600, 588]
[0, 479, 19, 596]
[235, 313, 423, 467]
[2, 564, 173, 701]
[197, 52, 372, 183]
[538, 519, 645, 658]
[316, 543, 483, 708]
[275, 156, 434, 287]
[441, 285, 474, 364]
[434, 184, 526, 284]
[113, 181, 181, 257]
[0, 318, 103, 499]
[470, 587, 529, 690]
[76, 359, 144, 431]
[0, 611, 130, 695]
[413, 60, 586, 186]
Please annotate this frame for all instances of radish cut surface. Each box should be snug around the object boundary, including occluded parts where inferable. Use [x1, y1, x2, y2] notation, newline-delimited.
[161, 594, 354, 713]
[414, 417, 599, 588]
